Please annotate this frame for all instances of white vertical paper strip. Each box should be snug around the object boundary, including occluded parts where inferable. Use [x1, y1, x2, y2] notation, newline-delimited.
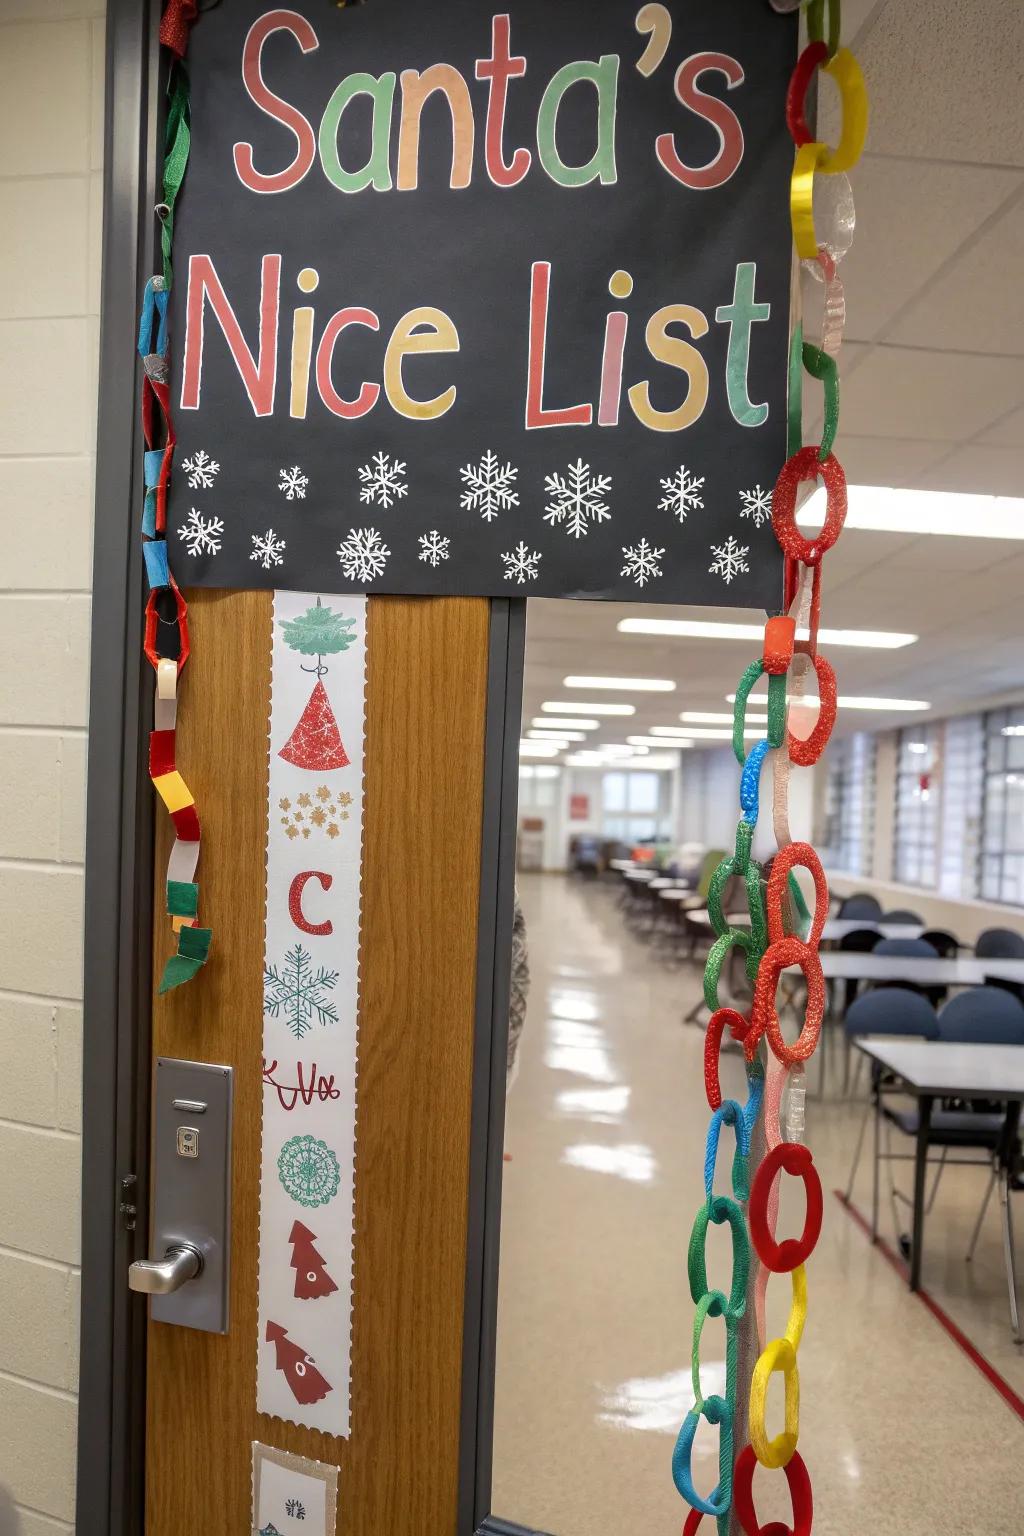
[257, 590, 366, 1435]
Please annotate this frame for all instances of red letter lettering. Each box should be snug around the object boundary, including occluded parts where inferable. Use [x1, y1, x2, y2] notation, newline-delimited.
[181, 253, 281, 416]
[475, 14, 531, 187]
[315, 308, 381, 419]
[656, 53, 745, 191]
[234, 9, 319, 194]
[525, 262, 593, 430]
[288, 870, 333, 937]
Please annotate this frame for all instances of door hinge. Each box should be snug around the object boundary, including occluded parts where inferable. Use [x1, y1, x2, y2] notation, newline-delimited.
[119, 1173, 138, 1232]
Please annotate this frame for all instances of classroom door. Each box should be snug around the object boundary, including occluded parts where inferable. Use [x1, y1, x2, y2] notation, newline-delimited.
[144, 589, 500, 1533]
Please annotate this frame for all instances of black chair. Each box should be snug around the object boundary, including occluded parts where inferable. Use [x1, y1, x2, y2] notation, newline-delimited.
[842, 987, 938, 1218]
[881, 908, 925, 926]
[921, 928, 959, 958]
[976, 927, 1024, 959]
[874, 935, 947, 1007]
[838, 892, 883, 921]
[835, 927, 882, 1058]
[940, 989, 1024, 1334]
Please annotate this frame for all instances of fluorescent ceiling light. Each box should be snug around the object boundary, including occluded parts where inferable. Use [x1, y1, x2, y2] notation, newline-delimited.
[598, 744, 639, 757]
[681, 711, 768, 725]
[907, 742, 930, 754]
[627, 735, 692, 749]
[618, 618, 916, 649]
[528, 729, 586, 742]
[542, 700, 637, 716]
[1002, 726, 1024, 737]
[725, 692, 931, 711]
[568, 751, 678, 770]
[533, 716, 599, 731]
[534, 765, 561, 779]
[563, 675, 676, 692]
[798, 484, 1024, 539]
[653, 725, 763, 741]
[519, 740, 560, 757]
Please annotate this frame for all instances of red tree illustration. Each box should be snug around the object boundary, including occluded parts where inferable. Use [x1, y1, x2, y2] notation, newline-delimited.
[265, 1320, 333, 1405]
[289, 1219, 339, 1300]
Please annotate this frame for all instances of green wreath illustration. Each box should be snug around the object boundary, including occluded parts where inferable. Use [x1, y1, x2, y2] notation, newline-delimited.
[277, 1134, 341, 1208]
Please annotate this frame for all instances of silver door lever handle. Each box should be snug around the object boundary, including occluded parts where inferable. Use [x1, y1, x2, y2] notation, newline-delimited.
[128, 1243, 203, 1295]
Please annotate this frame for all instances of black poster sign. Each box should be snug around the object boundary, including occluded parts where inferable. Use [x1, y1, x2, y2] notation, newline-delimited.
[167, 1, 796, 607]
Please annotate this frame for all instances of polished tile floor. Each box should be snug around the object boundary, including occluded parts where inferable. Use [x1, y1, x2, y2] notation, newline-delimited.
[492, 874, 1024, 1535]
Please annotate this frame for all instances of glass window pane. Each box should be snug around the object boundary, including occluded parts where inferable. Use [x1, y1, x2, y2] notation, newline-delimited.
[626, 772, 659, 814]
[602, 773, 626, 812]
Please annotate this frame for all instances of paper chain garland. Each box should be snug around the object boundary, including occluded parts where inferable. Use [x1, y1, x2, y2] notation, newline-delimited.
[677, 4, 867, 1532]
[141, 0, 206, 991]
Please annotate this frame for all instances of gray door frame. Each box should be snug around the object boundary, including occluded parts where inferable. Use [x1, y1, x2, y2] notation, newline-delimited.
[78, 5, 532, 1532]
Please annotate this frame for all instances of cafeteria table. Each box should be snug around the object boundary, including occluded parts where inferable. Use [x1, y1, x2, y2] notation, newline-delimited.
[821, 919, 926, 942]
[819, 953, 1024, 987]
[854, 1038, 1024, 1336]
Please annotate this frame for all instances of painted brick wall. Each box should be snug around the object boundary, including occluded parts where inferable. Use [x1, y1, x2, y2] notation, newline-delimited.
[0, 3, 106, 1529]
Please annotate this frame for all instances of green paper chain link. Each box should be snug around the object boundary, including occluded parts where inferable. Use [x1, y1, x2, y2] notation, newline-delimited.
[160, 63, 191, 290]
[803, 342, 840, 461]
[787, 321, 804, 459]
[807, 0, 842, 58]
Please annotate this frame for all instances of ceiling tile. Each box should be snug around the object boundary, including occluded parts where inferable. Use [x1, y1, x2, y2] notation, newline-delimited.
[916, 445, 1024, 496]
[887, 190, 1024, 354]
[976, 403, 1024, 447]
[829, 434, 948, 486]
[853, 0, 1024, 165]
[836, 346, 1024, 441]
[817, 160, 1023, 342]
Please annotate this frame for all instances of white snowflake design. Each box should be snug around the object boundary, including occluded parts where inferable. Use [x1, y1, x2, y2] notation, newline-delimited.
[621, 538, 665, 589]
[659, 464, 704, 523]
[358, 451, 408, 509]
[250, 528, 286, 569]
[709, 534, 750, 585]
[278, 464, 309, 501]
[460, 450, 520, 521]
[543, 458, 612, 538]
[739, 483, 773, 528]
[418, 530, 451, 568]
[337, 526, 391, 583]
[177, 506, 223, 558]
[180, 449, 220, 490]
[501, 541, 542, 585]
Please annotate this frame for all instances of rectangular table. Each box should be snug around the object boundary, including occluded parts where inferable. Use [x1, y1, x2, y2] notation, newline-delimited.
[820, 953, 1024, 986]
[854, 1039, 1024, 1330]
[821, 919, 926, 942]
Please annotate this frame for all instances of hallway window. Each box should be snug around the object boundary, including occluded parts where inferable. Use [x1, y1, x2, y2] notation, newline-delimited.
[981, 706, 1024, 905]
[820, 732, 875, 874]
[601, 770, 665, 844]
[893, 725, 941, 887]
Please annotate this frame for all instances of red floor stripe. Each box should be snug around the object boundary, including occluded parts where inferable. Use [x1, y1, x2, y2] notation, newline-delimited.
[833, 1188, 1024, 1423]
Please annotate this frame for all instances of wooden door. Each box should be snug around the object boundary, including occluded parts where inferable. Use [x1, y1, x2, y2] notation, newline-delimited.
[147, 589, 495, 1533]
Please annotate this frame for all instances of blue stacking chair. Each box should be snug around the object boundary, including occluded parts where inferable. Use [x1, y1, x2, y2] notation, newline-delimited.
[874, 935, 944, 1007]
[975, 927, 1024, 959]
[881, 908, 924, 925]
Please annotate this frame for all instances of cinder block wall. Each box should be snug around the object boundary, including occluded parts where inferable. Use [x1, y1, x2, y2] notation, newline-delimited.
[0, 3, 105, 1529]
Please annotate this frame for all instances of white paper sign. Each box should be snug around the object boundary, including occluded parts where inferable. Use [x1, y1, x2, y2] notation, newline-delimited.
[252, 1440, 339, 1536]
[256, 592, 366, 1435]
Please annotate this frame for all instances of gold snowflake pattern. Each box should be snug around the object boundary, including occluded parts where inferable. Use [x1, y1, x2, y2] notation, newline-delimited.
[278, 786, 353, 841]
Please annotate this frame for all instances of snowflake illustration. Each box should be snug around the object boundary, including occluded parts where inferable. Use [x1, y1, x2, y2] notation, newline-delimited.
[460, 450, 520, 521]
[250, 528, 286, 569]
[180, 449, 220, 490]
[278, 464, 308, 501]
[543, 458, 612, 538]
[739, 483, 773, 528]
[277, 1133, 341, 1209]
[659, 464, 704, 523]
[418, 530, 451, 568]
[264, 943, 339, 1040]
[285, 1499, 306, 1519]
[621, 538, 665, 588]
[177, 506, 223, 558]
[709, 534, 750, 585]
[337, 527, 391, 583]
[358, 450, 408, 509]
[501, 541, 542, 585]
